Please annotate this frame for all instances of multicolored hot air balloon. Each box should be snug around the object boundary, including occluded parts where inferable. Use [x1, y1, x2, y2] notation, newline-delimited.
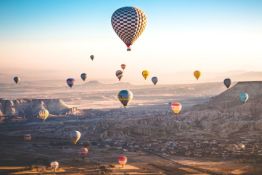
[151, 76, 158, 85]
[121, 64, 126, 70]
[142, 70, 149, 80]
[66, 78, 75, 88]
[118, 155, 127, 168]
[70, 130, 81, 144]
[224, 78, 231, 88]
[118, 90, 133, 107]
[90, 55, 94, 61]
[50, 161, 59, 172]
[171, 102, 182, 114]
[240, 92, 249, 103]
[24, 134, 32, 141]
[111, 7, 147, 51]
[38, 109, 49, 121]
[80, 73, 87, 81]
[13, 76, 20, 84]
[194, 70, 201, 80]
[116, 70, 123, 81]
[79, 147, 88, 159]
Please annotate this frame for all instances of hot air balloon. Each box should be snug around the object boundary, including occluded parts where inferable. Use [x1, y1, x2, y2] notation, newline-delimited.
[38, 109, 49, 121]
[116, 70, 123, 81]
[240, 92, 249, 103]
[24, 134, 32, 141]
[66, 78, 75, 88]
[194, 70, 201, 80]
[79, 147, 88, 159]
[13, 76, 20, 84]
[70, 130, 81, 144]
[121, 64, 126, 70]
[224, 78, 231, 88]
[142, 70, 149, 80]
[50, 161, 59, 172]
[118, 155, 127, 168]
[118, 90, 133, 107]
[80, 73, 87, 81]
[171, 102, 182, 114]
[111, 7, 147, 51]
[151, 76, 158, 85]
[90, 55, 94, 61]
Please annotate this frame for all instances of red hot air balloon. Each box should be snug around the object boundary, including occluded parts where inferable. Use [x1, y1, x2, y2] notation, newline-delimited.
[118, 155, 127, 168]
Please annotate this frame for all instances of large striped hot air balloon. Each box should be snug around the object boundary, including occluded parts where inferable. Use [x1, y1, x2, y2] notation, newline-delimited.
[111, 7, 147, 51]
[171, 102, 182, 114]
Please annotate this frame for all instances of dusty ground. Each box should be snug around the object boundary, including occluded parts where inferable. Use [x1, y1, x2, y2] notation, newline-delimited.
[0, 135, 261, 175]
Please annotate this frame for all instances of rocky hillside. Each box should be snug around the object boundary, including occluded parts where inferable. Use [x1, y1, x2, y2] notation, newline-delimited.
[0, 99, 76, 118]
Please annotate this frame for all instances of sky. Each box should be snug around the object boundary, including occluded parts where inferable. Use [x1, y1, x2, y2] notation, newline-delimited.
[0, 0, 262, 84]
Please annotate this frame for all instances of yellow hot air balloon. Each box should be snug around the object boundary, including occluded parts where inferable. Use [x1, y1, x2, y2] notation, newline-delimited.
[194, 70, 201, 80]
[38, 109, 49, 121]
[142, 70, 149, 80]
[171, 102, 182, 114]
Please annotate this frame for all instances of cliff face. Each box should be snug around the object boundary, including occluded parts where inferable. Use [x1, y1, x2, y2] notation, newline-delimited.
[0, 99, 74, 118]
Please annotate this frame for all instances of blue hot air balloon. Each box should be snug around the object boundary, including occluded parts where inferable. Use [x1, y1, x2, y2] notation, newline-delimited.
[118, 90, 133, 107]
[239, 92, 249, 103]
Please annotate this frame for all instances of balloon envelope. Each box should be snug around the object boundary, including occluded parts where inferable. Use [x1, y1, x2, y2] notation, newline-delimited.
[13, 76, 20, 84]
[66, 78, 75, 88]
[111, 7, 147, 51]
[171, 102, 182, 114]
[224, 78, 231, 88]
[151, 76, 158, 85]
[38, 109, 49, 121]
[50, 161, 59, 171]
[116, 70, 123, 81]
[80, 73, 87, 81]
[24, 134, 32, 141]
[194, 71, 201, 80]
[118, 90, 133, 107]
[240, 92, 249, 103]
[79, 147, 88, 158]
[71, 131, 81, 144]
[90, 55, 94, 61]
[142, 70, 149, 80]
[121, 64, 126, 70]
[118, 155, 127, 166]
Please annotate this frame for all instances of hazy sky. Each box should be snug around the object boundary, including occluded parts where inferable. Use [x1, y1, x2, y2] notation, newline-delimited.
[0, 0, 262, 84]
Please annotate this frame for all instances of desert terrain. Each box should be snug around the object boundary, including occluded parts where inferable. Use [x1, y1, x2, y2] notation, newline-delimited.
[0, 81, 262, 174]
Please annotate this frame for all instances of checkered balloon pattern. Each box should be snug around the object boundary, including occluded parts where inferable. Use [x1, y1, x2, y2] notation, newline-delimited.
[111, 7, 147, 49]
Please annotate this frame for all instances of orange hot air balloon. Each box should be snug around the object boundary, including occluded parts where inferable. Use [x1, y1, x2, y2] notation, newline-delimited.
[121, 64, 126, 70]
[118, 155, 127, 168]
[194, 70, 201, 80]
[171, 102, 182, 114]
